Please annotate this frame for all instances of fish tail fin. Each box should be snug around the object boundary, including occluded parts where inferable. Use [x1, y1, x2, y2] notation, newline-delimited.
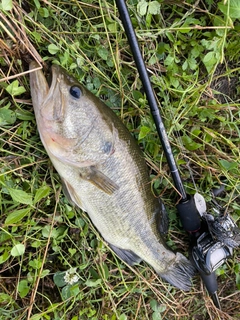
[158, 252, 196, 291]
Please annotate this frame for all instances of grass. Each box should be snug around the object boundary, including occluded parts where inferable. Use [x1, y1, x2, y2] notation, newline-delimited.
[0, 0, 240, 319]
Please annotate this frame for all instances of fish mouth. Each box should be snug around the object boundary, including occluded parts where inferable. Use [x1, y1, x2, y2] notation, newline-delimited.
[29, 61, 50, 109]
[29, 61, 64, 121]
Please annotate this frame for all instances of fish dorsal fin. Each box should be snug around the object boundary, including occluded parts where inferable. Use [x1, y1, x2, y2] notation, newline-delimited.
[79, 166, 119, 195]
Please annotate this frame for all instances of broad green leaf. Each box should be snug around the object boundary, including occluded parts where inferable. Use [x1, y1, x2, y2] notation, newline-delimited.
[191, 43, 204, 58]
[11, 243, 25, 257]
[61, 284, 80, 300]
[0, 293, 12, 303]
[164, 54, 175, 66]
[42, 225, 59, 238]
[97, 46, 108, 60]
[31, 240, 41, 248]
[152, 312, 162, 320]
[54, 271, 67, 287]
[101, 263, 109, 280]
[171, 77, 179, 89]
[219, 159, 238, 171]
[138, 126, 151, 140]
[34, 185, 51, 204]
[5, 207, 31, 224]
[137, 0, 148, 16]
[30, 315, 42, 320]
[33, 0, 40, 9]
[188, 57, 198, 70]
[68, 248, 77, 256]
[218, 0, 240, 19]
[235, 264, 240, 289]
[150, 299, 159, 312]
[182, 135, 202, 151]
[213, 16, 229, 36]
[29, 259, 42, 270]
[16, 109, 35, 121]
[39, 7, 49, 17]
[148, 1, 161, 15]
[236, 273, 240, 290]
[150, 299, 166, 319]
[1, 0, 12, 10]
[85, 278, 102, 287]
[182, 60, 188, 71]
[8, 188, 32, 205]
[234, 263, 240, 273]
[191, 128, 202, 137]
[149, 55, 158, 65]
[6, 80, 26, 96]
[31, 31, 42, 42]
[202, 51, 218, 72]
[158, 304, 167, 313]
[0, 107, 16, 126]
[132, 90, 144, 100]
[40, 269, 50, 278]
[0, 251, 10, 264]
[48, 44, 60, 55]
[202, 51, 215, 63]
[107, 22, 117, 33]
[18, 279, 29, 298]
[93, 77, 101, 89]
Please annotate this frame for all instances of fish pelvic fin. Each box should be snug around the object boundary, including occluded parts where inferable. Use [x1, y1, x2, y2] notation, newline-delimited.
[79, 166, 119, 195]
[62, 179, 85, 211]
[109, 244, 142, 266]
[158, 252, 196, 291]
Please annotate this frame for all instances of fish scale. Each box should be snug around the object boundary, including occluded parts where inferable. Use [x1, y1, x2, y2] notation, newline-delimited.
[29, 61, 195, 291]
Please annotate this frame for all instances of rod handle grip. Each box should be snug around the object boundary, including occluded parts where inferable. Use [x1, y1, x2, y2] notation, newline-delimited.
[176, 195, 201, 232]
[199, 271, 221, 309]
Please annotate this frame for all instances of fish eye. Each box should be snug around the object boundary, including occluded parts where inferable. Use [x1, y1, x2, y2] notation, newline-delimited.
[70, 86, 82, 99]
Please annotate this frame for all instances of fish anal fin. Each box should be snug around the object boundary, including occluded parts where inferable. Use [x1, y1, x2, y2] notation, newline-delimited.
[79, 166, 119, 195]
[109, 244, 142, 266]
[156, 199, 169, 237]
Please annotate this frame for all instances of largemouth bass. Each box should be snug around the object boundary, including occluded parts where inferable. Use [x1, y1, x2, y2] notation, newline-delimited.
[29, 61, 195, 290]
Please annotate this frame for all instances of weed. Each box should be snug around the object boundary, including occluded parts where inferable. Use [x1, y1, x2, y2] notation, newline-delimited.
[0, 1, 239, 319]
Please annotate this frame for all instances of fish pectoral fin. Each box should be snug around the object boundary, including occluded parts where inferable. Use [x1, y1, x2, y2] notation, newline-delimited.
[62, 179, 85, 211]
[109, 244, 142, 266]
[79, 166, 119, 195]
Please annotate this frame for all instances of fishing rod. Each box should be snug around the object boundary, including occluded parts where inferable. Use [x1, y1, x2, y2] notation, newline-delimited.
[115, 0, 240, 309]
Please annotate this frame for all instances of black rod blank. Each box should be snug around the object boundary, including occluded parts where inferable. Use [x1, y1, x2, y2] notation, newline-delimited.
[115, 0, 187, 202]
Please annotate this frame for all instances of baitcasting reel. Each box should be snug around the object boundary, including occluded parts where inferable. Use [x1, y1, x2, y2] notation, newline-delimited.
[192, 192, 240, 275]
